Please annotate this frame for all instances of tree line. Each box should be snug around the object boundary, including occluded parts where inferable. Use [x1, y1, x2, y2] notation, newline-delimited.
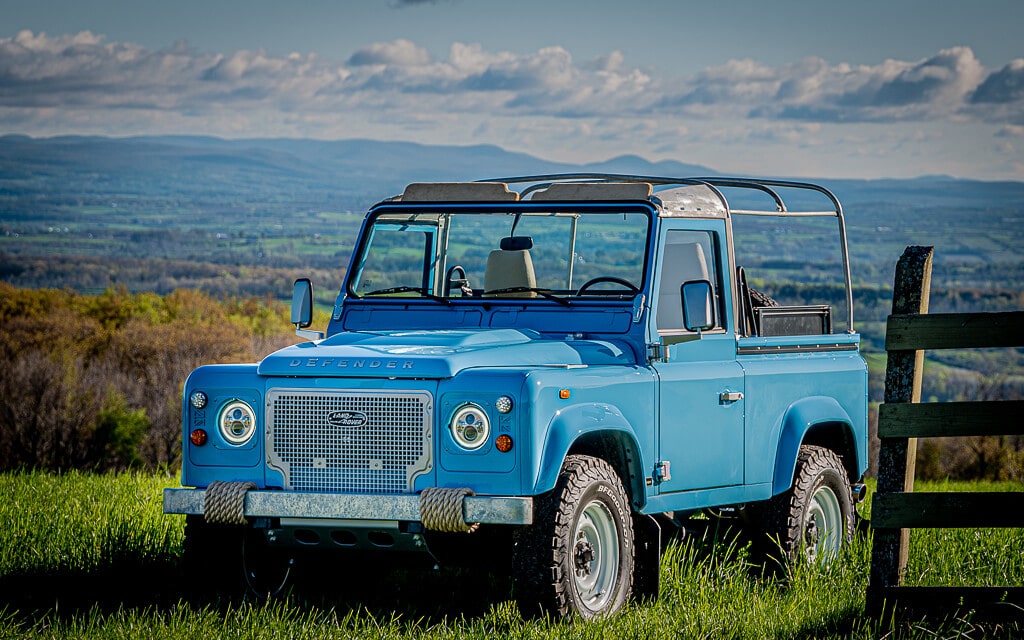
[0, 282, 1019, 480]
[0, 283, 300, 472]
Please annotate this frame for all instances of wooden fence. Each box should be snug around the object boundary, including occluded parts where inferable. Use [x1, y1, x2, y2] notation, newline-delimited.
[866, 245, 1024, 621]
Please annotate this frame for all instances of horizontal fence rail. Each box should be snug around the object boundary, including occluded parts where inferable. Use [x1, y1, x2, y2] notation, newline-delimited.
[877, 401, 1024, 438]
[872, 492, 1024, 529]
[885, 311, 1024, 350]
[871, 586, 1024, 623]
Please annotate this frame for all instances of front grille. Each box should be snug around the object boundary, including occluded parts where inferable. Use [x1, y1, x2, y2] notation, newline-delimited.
[266, 389, 432, 493]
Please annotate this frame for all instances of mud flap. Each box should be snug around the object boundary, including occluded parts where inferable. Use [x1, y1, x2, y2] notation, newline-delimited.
[631, 512, 661, 602]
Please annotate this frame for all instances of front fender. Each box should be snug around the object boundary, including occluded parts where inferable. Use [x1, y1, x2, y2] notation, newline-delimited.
[772, 396, 855, 495]
[532, 403, 641, 496]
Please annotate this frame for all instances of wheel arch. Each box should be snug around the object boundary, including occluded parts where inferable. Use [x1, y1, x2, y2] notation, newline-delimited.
[771, 396, 860, 496]
[532, 403, 646, 511]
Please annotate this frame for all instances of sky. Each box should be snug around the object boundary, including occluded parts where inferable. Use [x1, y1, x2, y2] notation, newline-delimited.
[2, 0, 1024, 180]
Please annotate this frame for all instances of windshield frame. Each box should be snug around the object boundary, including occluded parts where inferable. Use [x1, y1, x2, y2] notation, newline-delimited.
[345, 201, 656, 303]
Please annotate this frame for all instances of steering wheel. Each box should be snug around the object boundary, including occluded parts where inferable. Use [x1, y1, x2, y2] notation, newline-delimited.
[444, 265, 471, 295]
[575, 276, 640, 295]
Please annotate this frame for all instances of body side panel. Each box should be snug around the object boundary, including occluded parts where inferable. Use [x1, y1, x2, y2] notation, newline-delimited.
[737, 339, 868, 493]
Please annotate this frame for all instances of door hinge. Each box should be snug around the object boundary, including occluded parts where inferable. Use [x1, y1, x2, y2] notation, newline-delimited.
[654, 460, 672, 484]
[647, 342, 665, 363]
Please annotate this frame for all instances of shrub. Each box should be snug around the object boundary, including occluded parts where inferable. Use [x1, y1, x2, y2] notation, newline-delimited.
[91, 390, 149, 471]
[0, 350, 100, 470]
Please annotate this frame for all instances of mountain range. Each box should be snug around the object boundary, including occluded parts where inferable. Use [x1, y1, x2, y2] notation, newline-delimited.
[4, 133, 1024, 212]
[1, 134, 1022, 292]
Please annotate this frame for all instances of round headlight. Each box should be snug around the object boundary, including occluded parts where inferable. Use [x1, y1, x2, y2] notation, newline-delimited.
[450, 403, 490, 450]
[218, 399, 256, 445]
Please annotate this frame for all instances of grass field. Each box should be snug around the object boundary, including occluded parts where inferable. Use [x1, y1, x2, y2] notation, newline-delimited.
[1, 472, 1021, 639]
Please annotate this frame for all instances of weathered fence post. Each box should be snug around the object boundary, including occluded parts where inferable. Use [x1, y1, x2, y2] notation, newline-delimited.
[867, 246, 932, 617]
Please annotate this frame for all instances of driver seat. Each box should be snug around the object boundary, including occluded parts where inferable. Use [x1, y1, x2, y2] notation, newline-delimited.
[656, 242, 709, 331]
[484, 236, 537, 298]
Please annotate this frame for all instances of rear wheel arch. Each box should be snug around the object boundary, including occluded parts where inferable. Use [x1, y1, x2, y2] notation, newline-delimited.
[772, 397, 859, 496]
[801, 421, 859, 481]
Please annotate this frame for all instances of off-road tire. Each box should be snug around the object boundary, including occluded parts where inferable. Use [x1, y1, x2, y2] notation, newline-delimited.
[748, 288, 778, 308]
[512, 455, 634, 619]
[761, 445, 854, 564]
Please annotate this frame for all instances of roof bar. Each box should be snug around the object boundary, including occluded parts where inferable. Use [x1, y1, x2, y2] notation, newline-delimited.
[479, 172, 855, 333]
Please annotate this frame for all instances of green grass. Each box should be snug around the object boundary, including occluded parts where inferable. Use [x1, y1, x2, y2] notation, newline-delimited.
[900, 480, 1024, 589]
[0, 471, 182, 577]
[1, 472, 1021, 639]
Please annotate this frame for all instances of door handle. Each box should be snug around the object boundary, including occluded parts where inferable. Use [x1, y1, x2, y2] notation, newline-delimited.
[720, 391, 744, 403]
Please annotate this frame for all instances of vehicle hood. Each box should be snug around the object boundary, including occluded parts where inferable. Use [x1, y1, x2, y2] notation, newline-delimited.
[257, 328, 636, 378]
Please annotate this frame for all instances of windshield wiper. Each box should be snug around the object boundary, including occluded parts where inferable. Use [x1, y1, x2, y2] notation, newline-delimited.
[484, 286, 571, 306]
[363, 286, 450, 305]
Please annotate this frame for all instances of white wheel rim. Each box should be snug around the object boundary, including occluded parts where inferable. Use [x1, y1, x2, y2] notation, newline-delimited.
[572, 498, 620, 613]
[804, 484, 843, 563]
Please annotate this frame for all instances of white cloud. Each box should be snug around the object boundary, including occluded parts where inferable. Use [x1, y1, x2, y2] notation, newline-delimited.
[996, 124, 1024, 137]
[1, 31, 1023, 178]
[973, 60, 1024, 104]
[447, 42, 512, 75]
[4, 31, 1019, 125]
[968, 59, 1024, 125]
[582, 50, 624, 73]
[833, 47, 986, 115]
[658, 47, 1005, 124]
[346, 39, 431, 67]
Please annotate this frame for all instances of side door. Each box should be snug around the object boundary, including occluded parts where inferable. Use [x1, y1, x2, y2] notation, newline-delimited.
[650, 227, 745, 491]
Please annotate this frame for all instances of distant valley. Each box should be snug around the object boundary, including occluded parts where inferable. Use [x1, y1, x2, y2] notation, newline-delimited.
[2, 134, 1022, 299]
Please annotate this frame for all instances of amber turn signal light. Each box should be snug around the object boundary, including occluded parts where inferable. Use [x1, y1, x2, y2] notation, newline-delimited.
[190, 429, 208, 447]
[495, 434, 513, 453]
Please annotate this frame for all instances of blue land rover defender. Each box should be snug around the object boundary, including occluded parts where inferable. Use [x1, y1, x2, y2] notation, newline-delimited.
[164, 174, 868, 618]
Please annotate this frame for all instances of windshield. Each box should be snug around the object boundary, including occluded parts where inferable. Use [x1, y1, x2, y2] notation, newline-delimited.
[348, 207, 650, 301]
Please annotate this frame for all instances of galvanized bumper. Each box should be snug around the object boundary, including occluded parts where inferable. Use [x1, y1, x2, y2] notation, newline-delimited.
[163, 488, 533, 525]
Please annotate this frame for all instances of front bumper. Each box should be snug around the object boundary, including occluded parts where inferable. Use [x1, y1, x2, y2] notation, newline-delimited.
[163, 488, 534, 525]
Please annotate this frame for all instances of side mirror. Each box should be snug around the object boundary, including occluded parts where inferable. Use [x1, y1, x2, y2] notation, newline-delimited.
[291, 278, 313, 329]
[681, 279, 715, 332]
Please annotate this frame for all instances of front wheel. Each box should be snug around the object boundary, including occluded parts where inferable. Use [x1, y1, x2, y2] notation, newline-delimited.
[762, 445, 854, 564]
[512, 455, 634, 618]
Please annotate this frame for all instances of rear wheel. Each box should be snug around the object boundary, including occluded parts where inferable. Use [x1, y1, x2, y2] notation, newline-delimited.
[512, 455, 634, 618]
[762, 445, 854, 563]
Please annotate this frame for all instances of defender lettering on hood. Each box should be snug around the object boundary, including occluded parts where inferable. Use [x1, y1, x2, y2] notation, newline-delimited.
[288, 358, 416, 370]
